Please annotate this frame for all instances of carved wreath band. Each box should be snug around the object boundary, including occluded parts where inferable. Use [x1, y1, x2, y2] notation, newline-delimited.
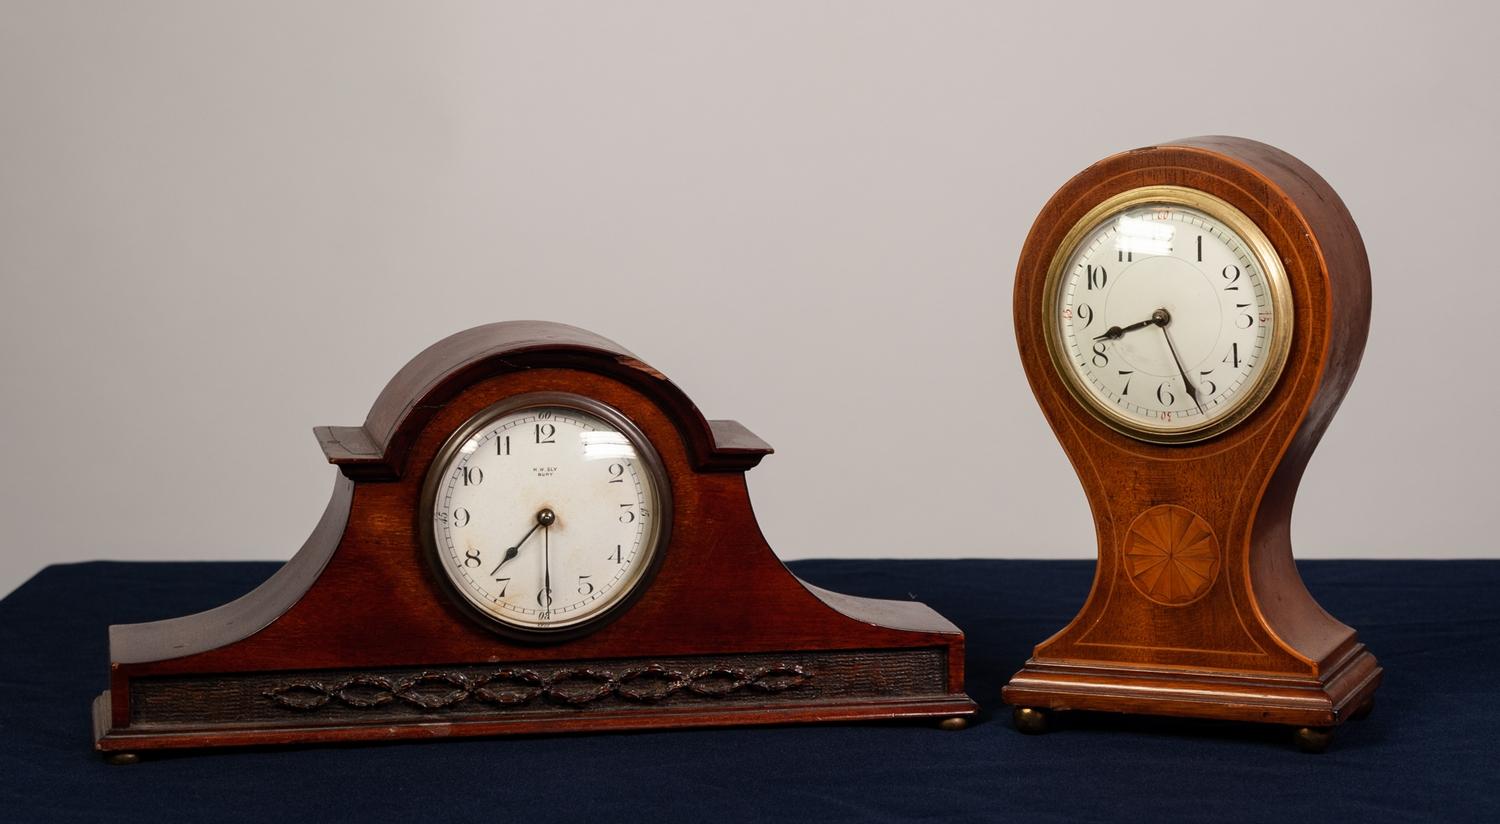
[264, 664, 813, 711]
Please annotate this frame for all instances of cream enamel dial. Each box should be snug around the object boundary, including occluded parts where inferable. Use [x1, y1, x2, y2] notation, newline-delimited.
[423, 395, 668, 634]
[1045, 187, 1293, 443]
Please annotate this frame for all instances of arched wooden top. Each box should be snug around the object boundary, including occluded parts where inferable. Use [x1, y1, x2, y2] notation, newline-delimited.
[314, 321, 772, 480]
[1014, 135, 1371, 461]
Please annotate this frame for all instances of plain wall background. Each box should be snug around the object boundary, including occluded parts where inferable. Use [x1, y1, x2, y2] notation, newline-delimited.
[2, 1, 1496, 597]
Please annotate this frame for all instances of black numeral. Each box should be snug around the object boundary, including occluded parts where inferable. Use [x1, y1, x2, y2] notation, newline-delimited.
[1235, 303, 1253, 329]
[577, 576, 594, 597]
[1222, 264, 1241, 290]
[1077, 303, 1094, 329]
[464, 548, 481, 568]
[1119, 370, 1133, 396]
[462, 466, 483, 486]
[618, 504, 635, 524]
[1117, 250, 1132, 263]
[1223, 343, 1242, 369]
[1157, 382, 1175, 406]
[1087, 264, 1108, 290]
[1092, 342, 1109, 367]
[535, 423, 556, 444]
[497, 435, 510, 456]
[609, 544, 623, 564]
[1196, 235, 1203, 262]
[493, 577, 510, 597]
[1198, 370, 1217, 397]
[452, 508, 470, 528]
[608, 463, 625, 483]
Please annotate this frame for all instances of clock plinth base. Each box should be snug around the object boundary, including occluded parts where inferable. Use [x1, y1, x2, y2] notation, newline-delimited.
[96, 642, 984, 750]
[1002, 644, 1381, 729]
[94, 693, 976, 754]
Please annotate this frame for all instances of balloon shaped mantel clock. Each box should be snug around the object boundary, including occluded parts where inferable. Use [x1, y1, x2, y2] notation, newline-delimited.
[93, 322, 976, 759]
[1001, 137, 1380, 752]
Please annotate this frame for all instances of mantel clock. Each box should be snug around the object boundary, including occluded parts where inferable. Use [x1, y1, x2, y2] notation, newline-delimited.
[1001, 137, 1380, 752]
[93, 322, 976, 760]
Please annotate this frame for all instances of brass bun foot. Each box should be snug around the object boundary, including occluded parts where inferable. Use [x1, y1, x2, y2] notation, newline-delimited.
[1350, 697, 1375, 721]
[937, 716, 969, 731]
[105, 752, 140, 766]
[1012, 706, 1050, 735]
[1293, 726, 1333, 754]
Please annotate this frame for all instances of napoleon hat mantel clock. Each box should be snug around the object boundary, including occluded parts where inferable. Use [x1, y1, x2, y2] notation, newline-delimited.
[94, 322, 976, 760]
[1000, 137, 1380, 752]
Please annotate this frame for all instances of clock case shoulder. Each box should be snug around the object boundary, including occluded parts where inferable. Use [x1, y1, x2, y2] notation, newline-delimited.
[97, 321, 974, 753]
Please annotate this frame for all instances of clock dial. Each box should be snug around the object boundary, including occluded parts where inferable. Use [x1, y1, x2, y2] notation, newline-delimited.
[425, 397, 667, 633]
[1046, 187, 1292, 442]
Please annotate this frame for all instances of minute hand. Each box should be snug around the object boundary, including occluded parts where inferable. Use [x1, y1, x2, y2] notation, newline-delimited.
[1158, 322, 1206, 415]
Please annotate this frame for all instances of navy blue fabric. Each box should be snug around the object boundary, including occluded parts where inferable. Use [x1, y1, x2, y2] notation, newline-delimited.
[2, 559, 1497, 822]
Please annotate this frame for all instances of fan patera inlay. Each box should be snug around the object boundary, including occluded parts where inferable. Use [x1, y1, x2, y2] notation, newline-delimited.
[1124, 504, 1220, 606]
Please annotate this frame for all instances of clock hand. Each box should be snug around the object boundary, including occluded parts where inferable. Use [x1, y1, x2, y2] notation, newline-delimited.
[489, 508, 555, 575]
[541, 521, 553, 611]
[1094, 314, 1164, 341]
[1155, 310, 1206, 415]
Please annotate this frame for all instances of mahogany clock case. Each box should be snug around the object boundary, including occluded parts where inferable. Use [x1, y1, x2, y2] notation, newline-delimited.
[93, 322, 976, 755]
[1001, 137, 1381, 742]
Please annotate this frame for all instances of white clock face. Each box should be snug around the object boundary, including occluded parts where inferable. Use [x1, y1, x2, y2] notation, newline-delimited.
[1050, 193, 1291, 441]
[427, 399, 666, 632]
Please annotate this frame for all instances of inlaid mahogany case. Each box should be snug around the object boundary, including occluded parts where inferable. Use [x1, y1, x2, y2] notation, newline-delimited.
[93, 322, 976, 756]
[1001, 137, 1380, 751]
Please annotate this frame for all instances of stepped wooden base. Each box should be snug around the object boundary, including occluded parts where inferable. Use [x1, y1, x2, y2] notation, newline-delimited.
[1002, 644, 1381, 728]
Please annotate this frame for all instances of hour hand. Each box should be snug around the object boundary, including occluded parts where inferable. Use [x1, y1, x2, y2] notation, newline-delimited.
[1093, 316, 1161, 341]
[490, 545, 521, 575]
[489, 508, 556, 575]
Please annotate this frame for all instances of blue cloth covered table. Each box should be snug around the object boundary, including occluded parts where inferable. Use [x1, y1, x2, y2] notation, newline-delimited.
[1, 559, 1496, 822]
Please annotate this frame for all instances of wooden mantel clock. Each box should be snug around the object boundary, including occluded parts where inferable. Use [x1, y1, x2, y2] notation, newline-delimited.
[94, 322, 975, 759]
[1000, 137, 1380, 752]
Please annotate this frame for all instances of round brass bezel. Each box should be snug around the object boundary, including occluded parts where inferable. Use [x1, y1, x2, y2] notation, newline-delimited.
[419, 391, 672, 641]
[1040, 185, 1294, 444]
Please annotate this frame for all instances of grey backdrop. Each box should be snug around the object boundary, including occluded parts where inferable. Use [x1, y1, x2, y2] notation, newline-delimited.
[2, 1, 1496, 597]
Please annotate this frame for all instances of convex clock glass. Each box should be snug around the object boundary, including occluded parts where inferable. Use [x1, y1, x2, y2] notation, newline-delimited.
[1046, 186, 1292, 443]
[423, 393, 668, 634]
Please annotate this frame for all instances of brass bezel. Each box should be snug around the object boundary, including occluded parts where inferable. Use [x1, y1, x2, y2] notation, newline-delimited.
[1040, 185, 1294, 445]
[419, 391, 672, 640]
